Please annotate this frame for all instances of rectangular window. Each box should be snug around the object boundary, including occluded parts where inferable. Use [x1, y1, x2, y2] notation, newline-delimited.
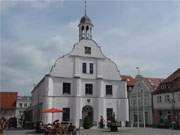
[63, 83, 71, 94]
[85, 84, 93, 95]
[19, 103, 22, 108]
[134, 114, 137, 122]
[178, 94, 180, 101]
[24, 103, 27, 107]
[62, 108, 70, 121]
[106, 108, 113, 120]
[145, 112, 148, 124]
[89, 63, 93, 74]
[106, 85, 112, 95]
[85, 47, 91, 54]
[82, 63, 86, 73]
[157, 95, 162, 103]
[165, 95, 170, 103]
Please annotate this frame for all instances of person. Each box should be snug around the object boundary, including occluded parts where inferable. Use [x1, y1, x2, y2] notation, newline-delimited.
[68, 123, 76, 135]
[35, 121, 44, 133]
[44, 123, 53, 135]
[99, 116, 105, 128]
[0, 117, 7, 135]
[56, 123, 64, 134]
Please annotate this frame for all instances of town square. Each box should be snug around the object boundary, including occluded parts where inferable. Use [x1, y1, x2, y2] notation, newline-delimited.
[0, 0, 180, 135]
[3, 127, 180, 135]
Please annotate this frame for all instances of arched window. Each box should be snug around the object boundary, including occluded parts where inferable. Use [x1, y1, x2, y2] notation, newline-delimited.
[81, 26, 84, 31]
[86, 26, 89, 31]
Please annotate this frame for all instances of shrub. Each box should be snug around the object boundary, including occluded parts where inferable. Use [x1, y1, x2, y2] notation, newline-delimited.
[83, 116, 93, 129]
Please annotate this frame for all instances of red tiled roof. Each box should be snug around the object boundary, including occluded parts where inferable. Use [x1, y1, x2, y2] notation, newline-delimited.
[153, 68, 180, 94]
[121, 75, 135, 87]
[143, 77, 163, 92]
[163, 68, 180, 83]
[0, 92, 17, 110]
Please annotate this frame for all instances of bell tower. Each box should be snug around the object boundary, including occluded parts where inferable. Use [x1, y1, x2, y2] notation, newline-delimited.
[78, 0, 93, 41]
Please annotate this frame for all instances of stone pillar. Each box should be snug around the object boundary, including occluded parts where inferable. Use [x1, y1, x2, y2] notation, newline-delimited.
[98, 78, 104, 97]
[97, 78, 106, 126]
[46, 77, 54, 124]
[74, 57, 80, 77]
[74, 77, 81, 96]
[97, 61, 103, 78]
[73, 77, 82, 127]
[73, 98, 81, 128]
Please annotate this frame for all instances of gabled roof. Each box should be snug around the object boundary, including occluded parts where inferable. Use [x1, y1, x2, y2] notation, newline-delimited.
[0, 92, 17, 110]
[130, 75, 163, 94]
[163, 68, 180, 83]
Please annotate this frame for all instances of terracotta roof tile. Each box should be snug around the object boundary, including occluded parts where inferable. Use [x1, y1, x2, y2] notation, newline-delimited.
[0, 92, 17, 110]
[143, 78, 163, 92]
[121, 75, 135, 87]
[153, 68, 180, 94]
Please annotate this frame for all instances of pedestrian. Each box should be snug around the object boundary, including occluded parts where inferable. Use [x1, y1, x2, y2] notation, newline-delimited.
[68, 123, 76, 135]
[0, 117, 6, 135]
[99, 116, 105, 128]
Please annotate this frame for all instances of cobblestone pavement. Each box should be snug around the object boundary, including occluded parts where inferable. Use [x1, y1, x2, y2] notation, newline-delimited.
[4, 127, 180, 135]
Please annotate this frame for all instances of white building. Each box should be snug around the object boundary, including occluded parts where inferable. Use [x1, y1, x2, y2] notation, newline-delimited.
[31, 13, 129, 127]
[16, 96, 32, 126]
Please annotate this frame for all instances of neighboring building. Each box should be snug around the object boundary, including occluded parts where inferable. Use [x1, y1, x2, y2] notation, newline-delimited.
[0, 92, 17, 119]
[16, 96, 32, 126]
[153, 68, 180, 128]
[31, 13, 129, 127]
[129, 75, 162, 127]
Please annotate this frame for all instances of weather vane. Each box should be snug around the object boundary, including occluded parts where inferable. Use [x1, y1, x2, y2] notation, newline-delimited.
[84, 0, 87, 16]
[136, 67, 140, 75]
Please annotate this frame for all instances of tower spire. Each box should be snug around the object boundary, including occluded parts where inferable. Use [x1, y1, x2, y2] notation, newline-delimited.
[85, 0, 87, 16]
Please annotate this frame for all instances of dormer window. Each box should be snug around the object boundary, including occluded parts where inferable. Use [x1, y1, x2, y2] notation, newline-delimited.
[85, 47, 91, 54]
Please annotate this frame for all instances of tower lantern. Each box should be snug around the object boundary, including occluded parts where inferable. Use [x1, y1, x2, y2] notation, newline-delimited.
[78, 1, 93, 41]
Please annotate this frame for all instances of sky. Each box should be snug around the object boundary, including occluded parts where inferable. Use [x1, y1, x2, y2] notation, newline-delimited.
[0, 0, 179, 96]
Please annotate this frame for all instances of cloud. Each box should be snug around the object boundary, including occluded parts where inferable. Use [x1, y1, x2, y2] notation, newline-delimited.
[1, 33, 73, 95]
[1, 40, 49, 95]
[30, 0, 64, 9]
[0, 0, 64, 14]
[41, 35, 66, 53]
[1, 1, 179, 95]
[100, 17, 179, 78]
[2, 42, 47, 70]
[67, 19, 79, 31]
